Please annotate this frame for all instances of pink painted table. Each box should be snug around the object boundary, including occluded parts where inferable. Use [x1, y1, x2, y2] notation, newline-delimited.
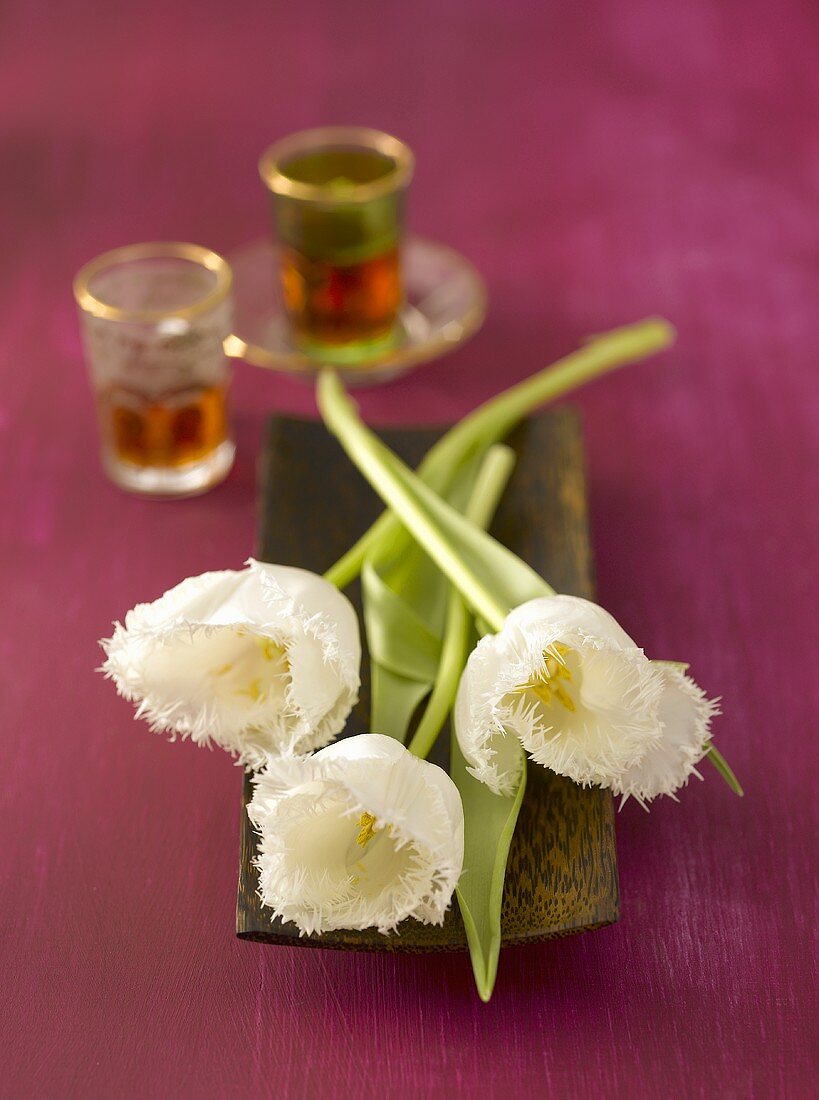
[2, 1, 815, 1095]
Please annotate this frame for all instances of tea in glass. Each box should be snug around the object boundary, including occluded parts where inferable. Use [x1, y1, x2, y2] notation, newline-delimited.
[259, 128, 414, 363]
[74, 242, 235, 496]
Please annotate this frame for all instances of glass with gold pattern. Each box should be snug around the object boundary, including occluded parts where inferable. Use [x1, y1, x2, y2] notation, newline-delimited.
[259, 127, 414, 364]
[74, 242, 236, 496]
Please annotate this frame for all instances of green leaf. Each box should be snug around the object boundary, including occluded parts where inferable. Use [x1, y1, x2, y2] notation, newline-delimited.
[452, 731, 527, 1002]
[364, 442, 520, 749]
[707, 743, 744, 797]
[375, 436, 552, 618]
[324, 318, 676, 589]
[318, 370, 552, 632]
[362, 560, 442, 682]
[369, 454, 482, 624]
[416, 447, 526, 1003]
[362, 452, 487, 743]
[370, 664, 434, 742]
[407, 445, 518, 759]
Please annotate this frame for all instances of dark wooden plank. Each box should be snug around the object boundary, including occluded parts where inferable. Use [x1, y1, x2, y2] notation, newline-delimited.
[237, 407, 619, 950]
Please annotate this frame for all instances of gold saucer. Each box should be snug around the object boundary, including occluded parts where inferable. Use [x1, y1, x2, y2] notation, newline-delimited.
[224, 237, 486, 385]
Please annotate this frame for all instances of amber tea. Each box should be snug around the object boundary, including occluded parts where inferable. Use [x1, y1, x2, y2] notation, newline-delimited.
[99, 381, 229, 469]
[280, 243, 401, 349]
[259, 129, 414, 363]
[74, 243, 236, 496]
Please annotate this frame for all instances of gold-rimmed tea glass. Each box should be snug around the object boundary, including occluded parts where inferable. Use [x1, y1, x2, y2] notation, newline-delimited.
[74, 242, 236, 497]
[259, 127, 414, 364]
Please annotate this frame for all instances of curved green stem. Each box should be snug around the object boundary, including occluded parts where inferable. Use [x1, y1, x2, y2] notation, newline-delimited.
[319, 373, 511, 630]
[324, 317, 675, 588]
[408, 444, 516, 759]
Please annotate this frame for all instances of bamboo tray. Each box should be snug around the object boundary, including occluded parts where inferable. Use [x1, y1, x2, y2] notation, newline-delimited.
[236, 407, 619, 951]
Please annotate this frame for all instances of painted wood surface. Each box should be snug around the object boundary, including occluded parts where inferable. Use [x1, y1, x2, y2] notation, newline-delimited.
[237, 411, 619, 949]
[1, 0, 815, 1095]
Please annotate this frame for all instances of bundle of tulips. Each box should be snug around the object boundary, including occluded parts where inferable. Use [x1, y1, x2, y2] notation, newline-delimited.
[101, 319, 740, 1000]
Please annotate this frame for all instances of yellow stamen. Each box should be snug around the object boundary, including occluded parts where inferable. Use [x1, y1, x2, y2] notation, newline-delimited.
[259, 638, 286, 662]
[355, 812, 378, 847]
[238, 678, 264, 701]
[513, 643, 576, 712]
[222, 638, 289, 700]
[553, 684, 576, 712]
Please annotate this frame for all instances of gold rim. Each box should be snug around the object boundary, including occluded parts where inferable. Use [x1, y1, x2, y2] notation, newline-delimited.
[259, 127, 414, 204]
[225, 238, 487, 377]
[73, 241, 233, 323]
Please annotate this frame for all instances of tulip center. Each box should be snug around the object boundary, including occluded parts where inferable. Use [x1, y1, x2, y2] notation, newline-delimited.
[212, 631, 290, 703]
[355, 812, 379, 847]
[344, 809, 414, 901]
[271, 790, 425, 922]
[515, 643, 577, 712]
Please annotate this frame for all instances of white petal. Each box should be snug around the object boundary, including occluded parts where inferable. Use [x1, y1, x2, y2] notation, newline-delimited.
[454, 635, 528, 796]
[455, 595, 663, 793]
[505, 594, 638, 650]
[248, 734, 464, 935]
[100, 560, 360, 767]
[612, 665, 720, 804]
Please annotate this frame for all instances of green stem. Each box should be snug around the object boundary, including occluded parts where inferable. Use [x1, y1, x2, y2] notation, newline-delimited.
[319, 373, 511, 630]
[707, 744, 744, 797]
[408, 445, 516, 759]
[324, 318, 675, 588]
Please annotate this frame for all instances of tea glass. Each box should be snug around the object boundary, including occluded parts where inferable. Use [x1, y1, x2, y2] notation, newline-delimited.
[74, 242, 236, 496]
[258, 127, 414, 364]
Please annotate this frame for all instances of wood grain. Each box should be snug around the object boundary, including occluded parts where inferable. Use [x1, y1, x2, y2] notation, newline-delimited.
[237, 408, 619, 949]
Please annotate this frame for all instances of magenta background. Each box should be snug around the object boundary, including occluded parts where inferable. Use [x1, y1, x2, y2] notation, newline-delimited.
[1, 1, 816, 1096]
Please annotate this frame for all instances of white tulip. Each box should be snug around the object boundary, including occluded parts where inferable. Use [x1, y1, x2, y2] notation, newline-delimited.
[247, 734, 464, 935]
[100, 559, 360, 767]
[455, 595, 662, 795]
[456, 595, 718, 803]
[611, 663, 720, 806]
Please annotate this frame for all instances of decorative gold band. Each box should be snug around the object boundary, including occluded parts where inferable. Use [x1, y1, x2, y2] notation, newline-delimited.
[258, 127, 414, 204]
[73, 241, 233, 324]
